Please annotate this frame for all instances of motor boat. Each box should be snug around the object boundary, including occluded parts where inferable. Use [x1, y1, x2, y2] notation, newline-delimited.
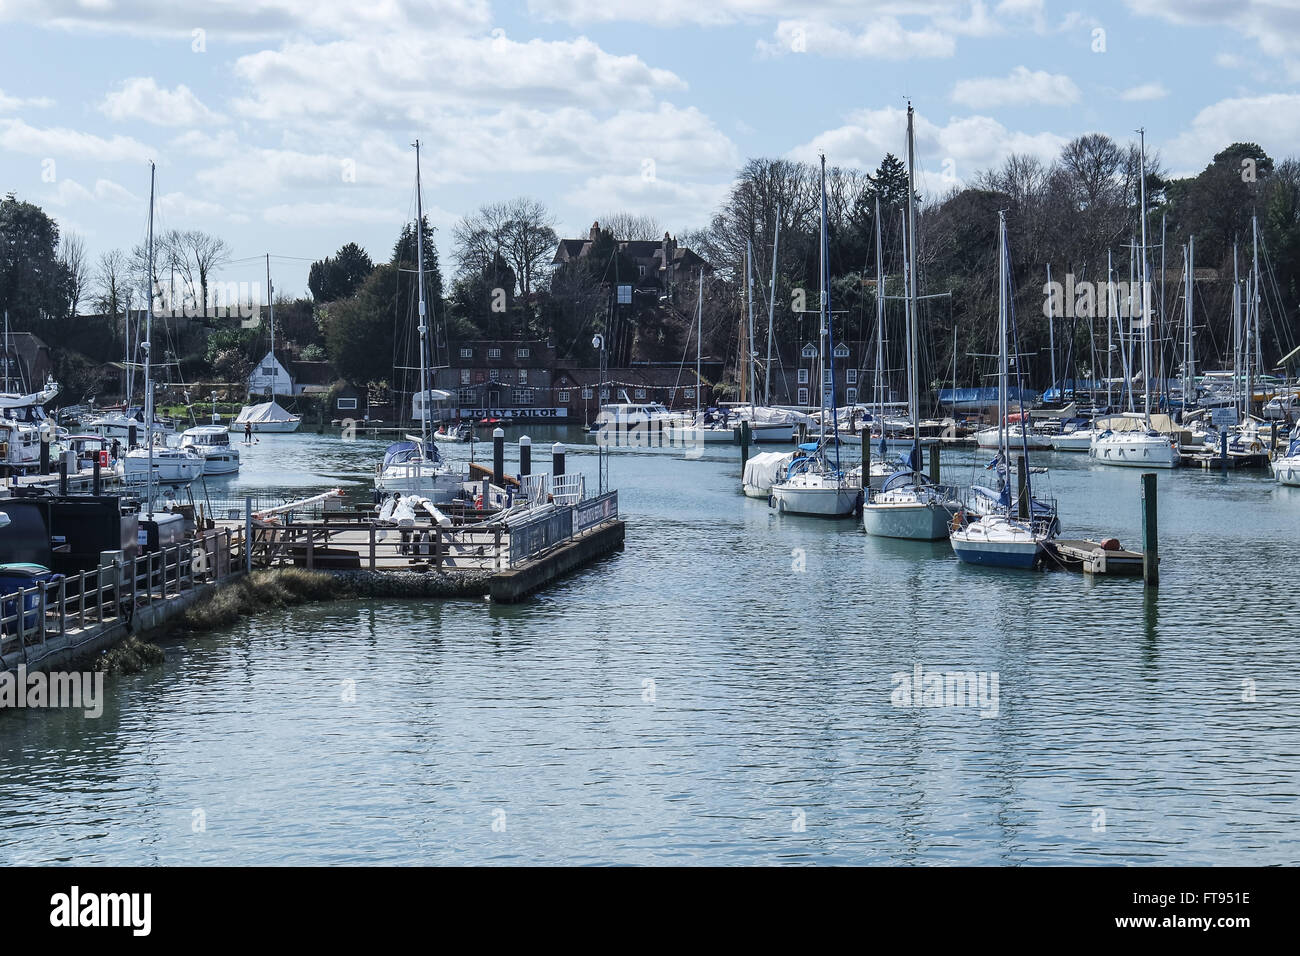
[115, 440, 204, 485]
[180, 424, 240, 475]
[1089, 428, 1180, 468]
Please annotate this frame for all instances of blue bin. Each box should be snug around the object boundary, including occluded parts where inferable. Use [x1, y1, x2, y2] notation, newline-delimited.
[0, 563, 64, 636]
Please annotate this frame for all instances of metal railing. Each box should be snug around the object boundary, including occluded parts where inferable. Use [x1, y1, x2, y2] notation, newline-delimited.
[247, 515, 504, 572]
[0, 528, 242, 668]
[552, 473, 585, 506]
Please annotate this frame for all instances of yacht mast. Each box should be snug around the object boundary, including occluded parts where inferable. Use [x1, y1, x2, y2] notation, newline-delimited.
[1184, 236, 1195, 406]
[817, 155, 828, 445]
[144, 161, 157, 517]
[997, 210, 1009, 468]
[874, 196, 885, 436]
[265, 253, 276, 400]
[415, 139, 430, 446]
[764, 206, 780, 406]
[1106, 250, 1114, 408]
[1046, 263, 1057, 395]
[746, 238, 757, 418]
[1139, 129, 1152, 428]
[695, 268, 703, 423]
[1232, 242, 1241, 417]
[905, 103, 921, 468]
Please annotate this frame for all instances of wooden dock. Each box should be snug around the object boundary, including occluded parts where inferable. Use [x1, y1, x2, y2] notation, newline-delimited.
[1043, 539, 1148, 576]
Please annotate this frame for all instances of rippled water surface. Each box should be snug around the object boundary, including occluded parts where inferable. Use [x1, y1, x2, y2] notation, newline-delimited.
[2, 428, 1298, 864]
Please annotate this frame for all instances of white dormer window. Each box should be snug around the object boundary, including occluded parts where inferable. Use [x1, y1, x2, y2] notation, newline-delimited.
[801, 343, 817, 359]
[833, 343, 850, 359]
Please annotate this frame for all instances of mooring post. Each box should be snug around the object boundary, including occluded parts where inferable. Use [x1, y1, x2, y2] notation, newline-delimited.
[92, 455, 102, 495]
[40, 435, 50, 474]
[1141, 472, 1159, 587]
[739, 420, 750, 465]
[1220, 428, 1228, 476]
[492, 427, 504, 488]
[1271, 421, 1279, 459]
[551, 442, 566, 478]
[861, 427, 870, 489]
[58, 457, 68, 495]
[1016, 455, 1029, 520]
[244, 496, 253, 572]
[929, 443, 940, 483]
[519, 435, 531, 478]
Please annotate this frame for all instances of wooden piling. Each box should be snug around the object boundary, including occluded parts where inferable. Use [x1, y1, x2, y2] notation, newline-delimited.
[739, 420, 751, 465]
[1141, 472, 1159, 587]
[861, 427, 870, 488]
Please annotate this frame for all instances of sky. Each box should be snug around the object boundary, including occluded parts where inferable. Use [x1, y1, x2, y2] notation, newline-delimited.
[2, 0, 1299, 301]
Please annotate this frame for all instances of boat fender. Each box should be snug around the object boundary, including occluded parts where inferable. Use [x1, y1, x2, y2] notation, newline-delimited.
[474, 493, 484, 509]
[1100, 537, 1121, 551]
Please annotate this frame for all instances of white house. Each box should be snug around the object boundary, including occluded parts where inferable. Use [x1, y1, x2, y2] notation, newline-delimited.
[247, 351, 295, 397]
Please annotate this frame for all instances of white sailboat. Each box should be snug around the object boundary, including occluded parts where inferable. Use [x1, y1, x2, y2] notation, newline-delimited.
[863, 105, 961, 540]
[375, 139, 465, 503]
[1091, 129, 1179, 469]
[664, 270, 736, 446]
[117, 164, 204, 490]
[233, 256, 302, 434]
[951, 211, 1059, 568]
[770, 155, 859, 517]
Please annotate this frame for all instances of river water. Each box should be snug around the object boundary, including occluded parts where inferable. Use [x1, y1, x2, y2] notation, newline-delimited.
[2, 427, 1297, 865]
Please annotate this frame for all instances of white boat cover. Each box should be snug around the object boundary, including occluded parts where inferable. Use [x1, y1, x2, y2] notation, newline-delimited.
[743, 451, 795, 491]
[235, 400, 298, 424]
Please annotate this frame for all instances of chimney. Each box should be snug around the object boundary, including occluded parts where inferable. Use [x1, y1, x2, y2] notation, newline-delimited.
[590, 221, 600, 241]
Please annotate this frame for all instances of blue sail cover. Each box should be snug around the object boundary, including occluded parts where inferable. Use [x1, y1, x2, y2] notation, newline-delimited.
[938, 387, 1039, 409]
[381, 440, 442, 468]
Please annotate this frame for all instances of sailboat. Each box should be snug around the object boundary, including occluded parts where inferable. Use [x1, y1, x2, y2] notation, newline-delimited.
[233, 256, 302, 434]
[769, 155, 860, 517]
[663, 270, 738, 445]
[863, 105, 962, 539]
[1090, 129, 1179, 469]
[950, 211, 1059, 568]
[117, 163, 204, 489]
[375, 139, 466, 503]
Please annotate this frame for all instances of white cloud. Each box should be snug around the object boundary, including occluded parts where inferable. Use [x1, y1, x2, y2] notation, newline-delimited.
[0, 118, 153, 162]
[0, 0, 491, 39]
[0, 89, 54, 112]
[231, 32, 686, 123]
[562, 174, 732, 230]
[100, 77, 224, 126]
[1120, 82, 1168, 101]
[1166, 93, 1300, 175]
[760, 17, 956, 58]
[951, 66, 1081, 107]
[158, 191, 249, 223]
[788, 105, 1068, 191]
[262, 202, 404, 227]
[42, 177, 138, 208]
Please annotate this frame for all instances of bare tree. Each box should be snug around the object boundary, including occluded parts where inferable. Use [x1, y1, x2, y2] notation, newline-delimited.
[59, 232, 88, 318]
[597, 212, 662, 242]
[452, 201, 511, 278]
[158, 229, 230, 316]
[502, 197, 557, 299]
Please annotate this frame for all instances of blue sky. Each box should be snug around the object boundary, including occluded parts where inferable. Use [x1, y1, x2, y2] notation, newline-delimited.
[2, 0, 1299, 300]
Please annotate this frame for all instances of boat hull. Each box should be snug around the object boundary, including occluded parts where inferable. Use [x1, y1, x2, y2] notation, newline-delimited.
[198, 453, 240, 476]
[950, 536, 1041, 568]
[862, 499, 956, 540]
[770, 484, 859, 517]
[1049, 432, 1094, 452]
[1089, 435, 1179, 468]
[1274, 456, 1300, 486]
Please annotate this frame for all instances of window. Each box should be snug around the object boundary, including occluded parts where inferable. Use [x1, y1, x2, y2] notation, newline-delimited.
[558, 390, 570, 403]
[518, 369, 528, 384]
[261, 364, 275, 375]
[798, 368, 809, 385]
[458, 387, 475, 405]
[846, 388, 858, 405]
[517, 347, 530, 359]
[582, 387, 593, 400]
[846, 369, 858, 385]
[337, 397, 357, 410]
[599, 387, 610, 400]
[488, 347, 502, 359]
[823, 369, 832, 385]
[801, 343, 816, 359]
[797, 388, 809, 406]
[833, 343, 850, 359]
[474, 371, 486, 383]
[460, 369, 470, 385]
[489, 368, 501, 382]
[638, 265, 646, 276]
[459, 347, 473, 359]
[634, 388, 646, 399]
[684, 387, 695, 399]
[513, 388, 534, 405]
